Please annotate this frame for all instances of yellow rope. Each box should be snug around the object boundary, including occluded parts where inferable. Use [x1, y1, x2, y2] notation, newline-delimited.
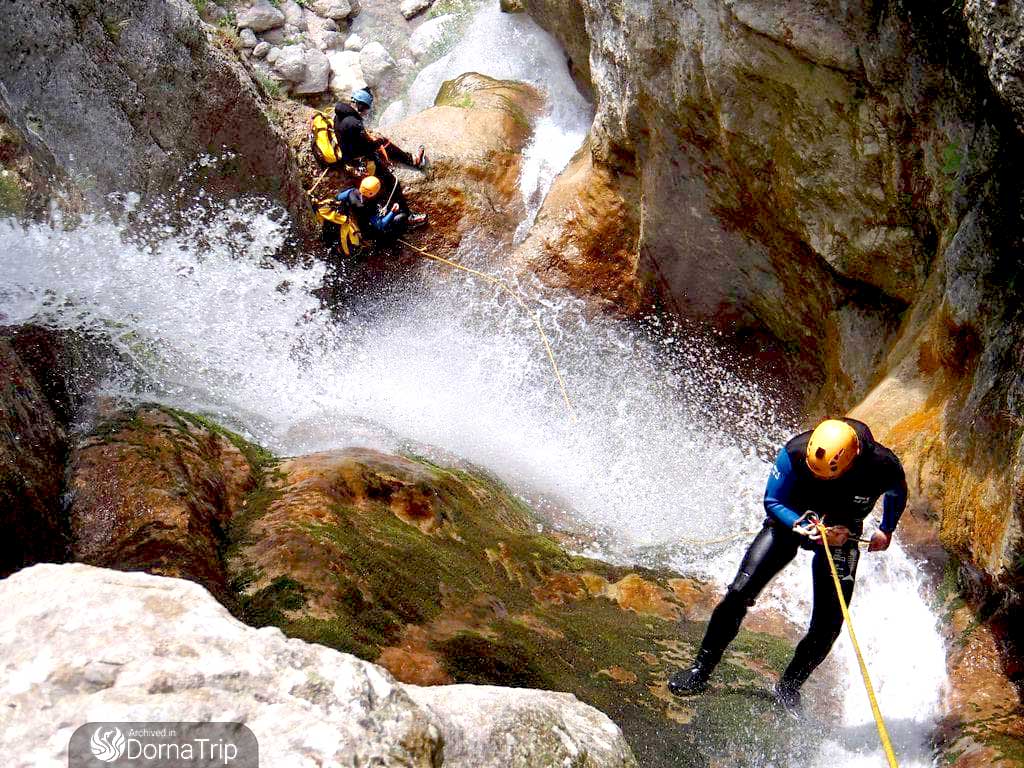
[398, 238, 577, 422]
[815, 521, 899, 768]
[307, 166, 331, 197]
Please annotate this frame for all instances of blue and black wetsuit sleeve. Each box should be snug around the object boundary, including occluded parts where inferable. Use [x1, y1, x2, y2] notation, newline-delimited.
[880, 460, 908, 534]
[764, 448, 801, 528]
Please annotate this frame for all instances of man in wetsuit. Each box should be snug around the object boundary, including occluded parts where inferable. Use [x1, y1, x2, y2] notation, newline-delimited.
[334, 89, 427, 226]
[667, 418, 907, 710]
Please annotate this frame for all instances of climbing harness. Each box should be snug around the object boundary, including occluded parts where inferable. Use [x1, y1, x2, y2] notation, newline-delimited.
[397, 238, 577, 423]
[811, 514, 900, 768]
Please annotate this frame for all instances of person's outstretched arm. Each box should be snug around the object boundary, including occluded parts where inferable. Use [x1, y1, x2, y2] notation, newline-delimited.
[871, 461, 907, 551]
[764, 448, 801, 528]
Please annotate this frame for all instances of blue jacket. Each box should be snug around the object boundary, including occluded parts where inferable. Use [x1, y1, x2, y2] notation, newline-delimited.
[336, 188, 397, 234]
[764, 418, 907, 533]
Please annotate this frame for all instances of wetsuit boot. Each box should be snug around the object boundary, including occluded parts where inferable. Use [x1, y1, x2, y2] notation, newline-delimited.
[668, 649, 717, 695]
[773, 676, 803, 715]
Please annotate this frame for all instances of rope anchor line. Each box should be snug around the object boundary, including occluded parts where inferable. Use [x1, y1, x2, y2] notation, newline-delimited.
[397, 238, 577, 423]
[815, 519, 900, 768]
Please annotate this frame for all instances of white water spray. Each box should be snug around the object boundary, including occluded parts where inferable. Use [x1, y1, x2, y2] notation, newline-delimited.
[392, 3, 591, 237]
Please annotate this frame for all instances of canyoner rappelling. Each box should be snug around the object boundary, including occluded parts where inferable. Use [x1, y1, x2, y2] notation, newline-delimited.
[668, 419, 907, 747]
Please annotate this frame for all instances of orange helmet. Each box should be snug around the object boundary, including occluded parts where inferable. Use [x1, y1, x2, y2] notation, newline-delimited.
[806, 420, 860, 479]
[359, 176, 381, 199]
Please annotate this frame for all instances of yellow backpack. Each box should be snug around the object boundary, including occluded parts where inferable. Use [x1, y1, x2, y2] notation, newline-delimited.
[309, 111, 341, 165]
[315, 198, 361, 256]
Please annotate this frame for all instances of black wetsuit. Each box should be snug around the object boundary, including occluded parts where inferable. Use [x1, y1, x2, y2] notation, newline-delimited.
[694, 418, 907, 689]
[334, 103, 418, 213]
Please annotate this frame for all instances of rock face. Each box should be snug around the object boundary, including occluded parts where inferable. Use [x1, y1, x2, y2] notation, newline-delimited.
[964, 0, 1024, 134]
[935, 591, 1024, 768]
[67, 405, 263, 603]
[0, 0, 309, 225]
[384, 73, 545, 256]
[0, 563, 637, 768]
[0, 334, 67, 577]
[225, 446, 806, 766]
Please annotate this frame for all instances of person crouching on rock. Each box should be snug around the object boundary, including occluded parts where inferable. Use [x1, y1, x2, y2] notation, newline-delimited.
[341, 176, 424, 245]
[667, 418, 907, 712]
[334, 89, 428, 228]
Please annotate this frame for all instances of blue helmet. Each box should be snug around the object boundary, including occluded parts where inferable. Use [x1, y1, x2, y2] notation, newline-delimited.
[352, 89, 373, 109]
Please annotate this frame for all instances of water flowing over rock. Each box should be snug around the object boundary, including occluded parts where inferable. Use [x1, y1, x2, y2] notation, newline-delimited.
[408, 14, 456, 61]
[0, 563, 637, 768]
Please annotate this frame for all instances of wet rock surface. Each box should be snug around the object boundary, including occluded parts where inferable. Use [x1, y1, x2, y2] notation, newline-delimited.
[0, 0, 309, 224]
[224, 445, 810, 767]
[6, 397, 812, 767]
[67, 405, 263, 603]
[1, 563, 637, 768]
[0, 334, 67, 577]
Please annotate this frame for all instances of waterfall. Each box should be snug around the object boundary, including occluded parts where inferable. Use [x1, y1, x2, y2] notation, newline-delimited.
[0, 2, 947, 765]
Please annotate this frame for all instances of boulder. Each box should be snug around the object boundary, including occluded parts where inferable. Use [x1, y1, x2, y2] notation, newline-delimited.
[281, 0, 307, 30]
[0, 563, 638, 768]
[67, 406, 261, 604]
[304, 11, 339, 49]
[408, 14, 456, 60]
[236, 0, 286, 32]
[239, 26, 258, 48]
[359, 41, 396, 88]
[311, 0, 352, 21]
[293, 49, 331, 95]
[328, 50, 367, 94]
[273, 44, 308, 82]
[380, 73, 545, 255]
[400, 0, 432, 19]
